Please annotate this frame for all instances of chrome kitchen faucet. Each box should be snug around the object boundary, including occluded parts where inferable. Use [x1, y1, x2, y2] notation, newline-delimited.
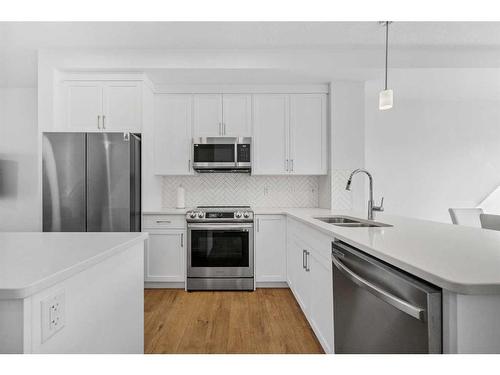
[345, 169, 384, 220]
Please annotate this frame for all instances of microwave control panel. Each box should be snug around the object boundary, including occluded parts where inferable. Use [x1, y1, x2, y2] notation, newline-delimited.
[237, 144, 251, 163]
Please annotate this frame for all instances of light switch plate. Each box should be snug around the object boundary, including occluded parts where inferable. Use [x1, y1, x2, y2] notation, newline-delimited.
[41, 291, 65, 343]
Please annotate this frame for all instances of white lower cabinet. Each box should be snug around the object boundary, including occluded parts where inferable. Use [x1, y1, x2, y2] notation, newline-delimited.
[308, 250, 334, 353]
[288, 235, 310, 312]
[145, 230, 185, 282]
[143, 214, 186, 284]
[287, 218, 334, 353]
[255, 215, 286, 283]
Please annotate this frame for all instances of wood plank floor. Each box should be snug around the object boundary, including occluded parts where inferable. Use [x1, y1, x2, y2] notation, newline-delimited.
[144, 288, 324, 354]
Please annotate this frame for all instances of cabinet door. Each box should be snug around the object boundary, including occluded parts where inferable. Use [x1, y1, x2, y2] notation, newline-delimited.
[145, 231, 185, 282]
[193, 94, 223, 137]
[65, 81, 103, 131]
[153, 94, 193, 175]
[289, 94, 327, 175]
[222, 94, 252, 136]
[252, 94, 289, 175]
[102, 81, 142, 132]
[308, 251, 334, 353]
[288, 235, 309, 313]
[255, 215, 286, 283]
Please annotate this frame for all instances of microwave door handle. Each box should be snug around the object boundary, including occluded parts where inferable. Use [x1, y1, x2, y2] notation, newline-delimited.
[331, 255, 426, 322]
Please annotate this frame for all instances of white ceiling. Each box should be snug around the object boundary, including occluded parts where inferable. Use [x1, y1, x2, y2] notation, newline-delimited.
[4, 22, 500, 49]
[3, 22, 500, 87]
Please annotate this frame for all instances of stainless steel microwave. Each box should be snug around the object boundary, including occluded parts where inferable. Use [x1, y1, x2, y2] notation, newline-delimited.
[192, 137, 251, 173]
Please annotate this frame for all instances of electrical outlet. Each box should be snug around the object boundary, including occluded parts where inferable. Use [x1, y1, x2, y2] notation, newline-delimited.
[41, 291, 65, 342]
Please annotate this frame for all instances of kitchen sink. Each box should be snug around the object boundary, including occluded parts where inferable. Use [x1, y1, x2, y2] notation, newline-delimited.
[313, 216, 393, 228]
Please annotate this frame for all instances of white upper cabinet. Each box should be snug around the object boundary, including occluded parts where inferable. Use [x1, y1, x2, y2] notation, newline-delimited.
[252, 93, 327, 175]
[66, 81, 103, 131]
[255, 215, 287, 283]
[102, 81, 142, 132]
[62, 80, 142, 132]
[289, 94, 327, 175]
[222, 94, 252, 136]
[153, 94, 193, 175]
[193, 94, 252, 137]
[252, 94, 289, 175]
[193, 94, 223, 137]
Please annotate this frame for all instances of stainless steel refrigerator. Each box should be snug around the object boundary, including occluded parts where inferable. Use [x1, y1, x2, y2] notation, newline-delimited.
[42, 132, 141, 232]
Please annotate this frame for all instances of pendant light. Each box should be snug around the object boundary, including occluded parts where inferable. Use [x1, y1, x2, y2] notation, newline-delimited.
[379, 21, 393, 110]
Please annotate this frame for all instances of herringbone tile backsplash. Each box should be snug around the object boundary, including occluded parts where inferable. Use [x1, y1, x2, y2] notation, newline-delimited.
[162, 175, 319, 208]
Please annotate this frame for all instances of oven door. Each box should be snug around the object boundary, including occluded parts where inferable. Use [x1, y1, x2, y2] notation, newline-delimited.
[187, 223, 254, 278]
[192, 143, 236, 169]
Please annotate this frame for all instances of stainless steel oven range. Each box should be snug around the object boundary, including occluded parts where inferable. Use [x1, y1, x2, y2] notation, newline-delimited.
[186, 206, 254, 291]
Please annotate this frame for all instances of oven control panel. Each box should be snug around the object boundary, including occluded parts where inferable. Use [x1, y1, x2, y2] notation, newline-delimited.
[186, 210, 253, 222]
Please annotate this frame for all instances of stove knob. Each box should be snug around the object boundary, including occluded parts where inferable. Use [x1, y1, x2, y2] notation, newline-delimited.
[243, 212, 250, 218]
[235, 211, 242, 218]
[197, 212, 204, 219]
[189, 212, 196, 218]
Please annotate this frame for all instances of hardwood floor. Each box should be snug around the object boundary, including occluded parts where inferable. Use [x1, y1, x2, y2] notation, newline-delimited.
[144, 288, 324, 354]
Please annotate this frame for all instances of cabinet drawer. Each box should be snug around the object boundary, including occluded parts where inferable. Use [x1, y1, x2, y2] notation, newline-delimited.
[287, 217, 332, 262]
[143, 214, 186, 229]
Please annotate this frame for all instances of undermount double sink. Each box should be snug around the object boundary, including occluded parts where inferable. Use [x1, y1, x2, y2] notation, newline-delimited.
[314, 216, 393, 228]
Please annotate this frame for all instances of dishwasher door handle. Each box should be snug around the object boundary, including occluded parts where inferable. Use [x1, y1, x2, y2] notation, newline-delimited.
[332, 254, 426, 322]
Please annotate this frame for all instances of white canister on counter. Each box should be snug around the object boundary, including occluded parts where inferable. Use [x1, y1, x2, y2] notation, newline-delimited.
[176, 186, 186, 209]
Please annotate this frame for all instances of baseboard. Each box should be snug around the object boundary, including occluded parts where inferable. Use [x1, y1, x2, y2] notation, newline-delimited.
[145, 282, 185, 289]
[145, 281, 289, 289]
[256, 281, 289, 288]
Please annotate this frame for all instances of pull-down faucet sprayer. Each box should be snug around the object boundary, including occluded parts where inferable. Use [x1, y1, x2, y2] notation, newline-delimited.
[345, 169, 384, 220]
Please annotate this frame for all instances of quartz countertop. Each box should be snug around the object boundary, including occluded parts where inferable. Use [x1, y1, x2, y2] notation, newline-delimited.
[0, 232, 148, 299]
[146, 206, 500, 294]
[143, 208, 191, 215]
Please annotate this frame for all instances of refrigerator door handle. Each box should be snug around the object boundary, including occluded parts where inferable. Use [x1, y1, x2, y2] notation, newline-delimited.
[332, 254, 425, 321]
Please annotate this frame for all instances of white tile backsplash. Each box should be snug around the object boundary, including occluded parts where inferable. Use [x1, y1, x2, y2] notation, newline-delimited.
[331, 169, 353, 210]
[162, 174, 319, 208]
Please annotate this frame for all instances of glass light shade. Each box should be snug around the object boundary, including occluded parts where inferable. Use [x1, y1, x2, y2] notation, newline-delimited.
[379, 89, 393, 110]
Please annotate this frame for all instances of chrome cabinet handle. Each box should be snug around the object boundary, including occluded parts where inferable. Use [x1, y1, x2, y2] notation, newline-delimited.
[188, 159, 191, 172]
[156, 220, 171, 223]
[257, 219, 260, 232]
[97, 115, 101, 129]
[223, 123, 226, 135]
[332, 254, 426, 321]
[302, 249, 307, 269]
[180, 233, 184, 247]
[305, 251, 310, 272]
[102, 115, 106, 129]
[285, 159, 289, 172]
[290, 159, 294, 172]
[219, 122, 222, 135]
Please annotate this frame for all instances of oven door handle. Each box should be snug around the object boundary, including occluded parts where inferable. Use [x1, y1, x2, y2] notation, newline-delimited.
[187, 223, 254, 230]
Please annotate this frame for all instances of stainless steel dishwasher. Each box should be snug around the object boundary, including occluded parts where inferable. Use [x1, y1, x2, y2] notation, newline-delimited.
[332, 239, 442, 354]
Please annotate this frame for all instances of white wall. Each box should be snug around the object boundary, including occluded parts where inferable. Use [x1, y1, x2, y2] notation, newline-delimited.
[330, 81, 366, 212]
[0, 88, 39, 231]
[365, 70, 500, 223]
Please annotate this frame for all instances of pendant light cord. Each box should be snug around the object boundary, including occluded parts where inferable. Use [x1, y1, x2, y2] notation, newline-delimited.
[384, 21, 389, 91]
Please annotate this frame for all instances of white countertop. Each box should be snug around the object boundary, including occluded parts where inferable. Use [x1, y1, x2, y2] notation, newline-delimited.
[143, 208, 191, 215]
[147, 206, 500, 294]
[255, 208, 500, 295]
[0, 232, 148, 300]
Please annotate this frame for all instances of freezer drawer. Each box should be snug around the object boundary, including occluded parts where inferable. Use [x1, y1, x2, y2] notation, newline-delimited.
[332, 240, 442, 354]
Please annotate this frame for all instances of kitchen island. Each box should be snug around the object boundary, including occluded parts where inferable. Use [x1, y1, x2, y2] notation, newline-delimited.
[0, 232, 147, 354]
[254, 208, 500, 354]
